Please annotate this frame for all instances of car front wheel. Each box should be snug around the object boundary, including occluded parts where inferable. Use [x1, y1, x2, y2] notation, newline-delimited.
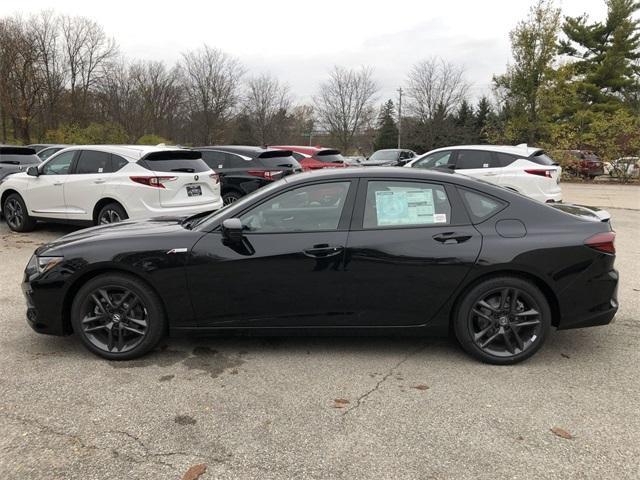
[71, 273, 166, 360]
[3, 193, 36, 232]
[454, 276, 551, 365]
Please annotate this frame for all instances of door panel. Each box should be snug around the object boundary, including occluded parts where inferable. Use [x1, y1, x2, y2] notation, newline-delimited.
[186, 180, 357, 327]
[343, 178, 481, 326]
[27, 150, 75, 217]
[64, 150, 111, 219]
[188, 231, 350, 326]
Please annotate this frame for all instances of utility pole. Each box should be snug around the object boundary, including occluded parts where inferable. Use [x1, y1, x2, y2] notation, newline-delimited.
[397, 87, 403, 149]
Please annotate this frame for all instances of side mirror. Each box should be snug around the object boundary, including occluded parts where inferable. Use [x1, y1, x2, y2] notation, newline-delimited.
[222, 218, 244, 243]
[27, 166, 39, 177]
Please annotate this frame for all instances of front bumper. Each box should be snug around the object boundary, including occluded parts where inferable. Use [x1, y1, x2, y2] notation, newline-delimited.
[22, 273, 68, 336]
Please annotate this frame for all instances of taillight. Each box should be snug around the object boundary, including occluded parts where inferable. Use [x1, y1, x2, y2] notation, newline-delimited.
[210, 173, 220, 184]
[525, 169, 553, 178]
[129, 176, 177, 188]
[584, 232, 615, 254]
[247, 170, 282, 180]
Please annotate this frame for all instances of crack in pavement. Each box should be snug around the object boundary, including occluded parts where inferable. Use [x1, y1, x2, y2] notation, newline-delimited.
[1, 412, 225, 471]
[341, 344, 427, 416]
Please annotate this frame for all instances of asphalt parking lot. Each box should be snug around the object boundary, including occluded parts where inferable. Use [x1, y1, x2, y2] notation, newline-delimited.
[0, 183, 638, 480]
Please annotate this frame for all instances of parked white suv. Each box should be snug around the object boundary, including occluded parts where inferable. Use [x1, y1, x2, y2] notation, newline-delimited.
[0, 145, 223, 232]
[406, 144, 562, 203]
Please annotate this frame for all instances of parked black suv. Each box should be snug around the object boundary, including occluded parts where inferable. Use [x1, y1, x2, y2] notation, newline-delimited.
[197, 146, 303, 204]
[0, 146, 41, 181]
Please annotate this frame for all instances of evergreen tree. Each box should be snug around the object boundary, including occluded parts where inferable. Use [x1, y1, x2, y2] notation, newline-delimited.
[454, 99, 476, 144]
[474, 96, 493, 143]
[373, 99, 398, 150]
[559, 0, 640, 112]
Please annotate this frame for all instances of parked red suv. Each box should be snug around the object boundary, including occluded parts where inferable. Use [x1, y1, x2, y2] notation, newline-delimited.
[270, 146, 349, 171]
[562, 150, 604, 179]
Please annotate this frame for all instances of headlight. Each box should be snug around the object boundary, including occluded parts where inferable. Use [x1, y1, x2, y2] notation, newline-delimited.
[37, 256, 64, 274]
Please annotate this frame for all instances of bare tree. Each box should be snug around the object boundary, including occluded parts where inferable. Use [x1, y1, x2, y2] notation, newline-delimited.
[61, 15, 117, 122]
[314, 66, 378, 152]
[243, 74, 292, 145]
[180, 45, 244, 145]
[29, 11, 65, 133]
[406, 57, 470, 121]
[0, 16, 45, 143]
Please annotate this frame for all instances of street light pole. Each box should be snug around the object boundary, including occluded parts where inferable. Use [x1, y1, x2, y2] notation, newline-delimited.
[397, 87, 403, 149]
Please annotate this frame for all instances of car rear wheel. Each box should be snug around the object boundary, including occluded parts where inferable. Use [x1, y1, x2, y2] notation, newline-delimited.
[222, 191, 243, 205]
[71, 273, 166, 360]
[97, 202, 128, 225]
[453, 276, 551, 365]
[3, 193, 36, 232]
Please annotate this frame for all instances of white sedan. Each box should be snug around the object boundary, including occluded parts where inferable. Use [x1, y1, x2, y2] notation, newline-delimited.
[0, 145, 223, 232]
[405, 144, 562, 203]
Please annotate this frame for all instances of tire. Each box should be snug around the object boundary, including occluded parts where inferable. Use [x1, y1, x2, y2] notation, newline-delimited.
[222, 191, 243, 205]
[96, 202, 128, 225]
[453, 276, 551, 365]
[71, 273, 166, 360]
[3, 193, 36, 232]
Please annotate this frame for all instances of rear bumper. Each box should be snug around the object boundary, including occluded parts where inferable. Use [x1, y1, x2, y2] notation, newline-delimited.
[557, 269, 618, 330]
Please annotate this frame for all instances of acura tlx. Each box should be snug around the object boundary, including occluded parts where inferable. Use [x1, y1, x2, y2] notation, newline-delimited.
[21, 168, 618, 364]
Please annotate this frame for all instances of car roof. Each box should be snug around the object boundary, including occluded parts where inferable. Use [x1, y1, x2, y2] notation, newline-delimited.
[424, 144, 543, 157]
[52, 144, 195, 161]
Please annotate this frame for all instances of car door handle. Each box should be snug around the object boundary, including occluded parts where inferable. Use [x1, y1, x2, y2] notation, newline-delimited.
[303, 245, 344, 258]
[483, 172, 499, 176]
[93, 179, 106, 184]
[432, 232, 473, 244]
[53, 182, 63, 186]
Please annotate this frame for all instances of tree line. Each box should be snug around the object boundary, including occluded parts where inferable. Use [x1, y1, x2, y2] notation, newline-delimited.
[0, 0, 638, 163]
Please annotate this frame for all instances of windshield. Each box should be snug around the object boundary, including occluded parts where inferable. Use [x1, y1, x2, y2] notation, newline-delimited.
[368, 150, 398, 161]
[187, 177, 289, 230]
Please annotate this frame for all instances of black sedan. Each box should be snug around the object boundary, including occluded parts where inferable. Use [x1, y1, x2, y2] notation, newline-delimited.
[22, 168, 618, 364]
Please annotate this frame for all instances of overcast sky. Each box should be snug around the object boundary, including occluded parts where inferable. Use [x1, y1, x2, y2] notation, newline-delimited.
[2, 0, 608, 105]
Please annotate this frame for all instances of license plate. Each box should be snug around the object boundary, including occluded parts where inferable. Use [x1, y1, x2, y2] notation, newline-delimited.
[186, 185, 202, 197]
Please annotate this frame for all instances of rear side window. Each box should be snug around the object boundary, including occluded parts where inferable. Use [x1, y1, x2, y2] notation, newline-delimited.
[496, 153, 518, 167]
[459, 188, 506, 223]
[201, 150, 226, 169]
[363, 181, 451, 228]
[112, 155, 129, 171]
[75, 150, 112, 174]
[138, 150, 209, 173]
[224, 153, 250, 168]
[455, 150, 499, 169]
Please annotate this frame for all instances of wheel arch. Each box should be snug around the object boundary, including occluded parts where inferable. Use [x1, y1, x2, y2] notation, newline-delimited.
[92, 198, 127, 224]
[61, 266, 169, 335]
[450, 269, 561, 328]
[1, 188, 24, 211]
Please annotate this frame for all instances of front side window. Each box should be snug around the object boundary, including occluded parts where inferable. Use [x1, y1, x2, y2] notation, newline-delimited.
[75, 150, 112, 174]
[455, 150, 497, 169]
[412, 151, 452, 169]
[363, 181, 451, 229]
[41, 151, 75, 175]
[240, 182, 350, 233]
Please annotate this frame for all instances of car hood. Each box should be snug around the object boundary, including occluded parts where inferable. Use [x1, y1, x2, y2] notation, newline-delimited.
[37, 217, 190, 255]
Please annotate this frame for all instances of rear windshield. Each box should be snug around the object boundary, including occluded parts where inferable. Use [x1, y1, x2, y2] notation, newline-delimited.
[137, 150, 210, 173]
[316, 150, 346, 164]
[0, 154, 41, 165]
[529, 152, 558, 166]
[258, 155, 302, 169]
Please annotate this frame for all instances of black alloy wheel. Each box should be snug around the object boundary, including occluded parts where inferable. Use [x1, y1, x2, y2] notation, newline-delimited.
[454, 276, 550, 365]
[3, 194, 36, 232]
[71, 273, 165, 359]
[223, 191, 242, 205]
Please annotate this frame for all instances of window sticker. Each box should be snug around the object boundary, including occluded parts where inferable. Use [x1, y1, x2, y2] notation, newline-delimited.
[434, 213, 447, 223]
[98, 167, 104, 173]
[375, 189, 435, 226]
